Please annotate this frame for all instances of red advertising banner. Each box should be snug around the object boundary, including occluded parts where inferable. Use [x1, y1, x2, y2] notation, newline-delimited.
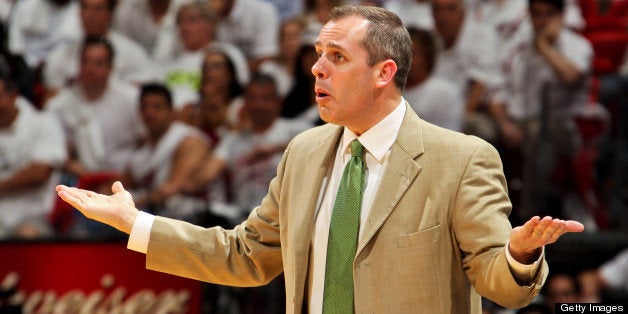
[0, 241, 203, 313]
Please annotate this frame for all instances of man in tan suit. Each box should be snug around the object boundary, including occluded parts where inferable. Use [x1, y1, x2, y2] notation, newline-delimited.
[56, 6, 584, 313]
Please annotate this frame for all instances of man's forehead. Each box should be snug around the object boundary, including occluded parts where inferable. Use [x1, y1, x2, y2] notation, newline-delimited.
[315, 16, 369, 47]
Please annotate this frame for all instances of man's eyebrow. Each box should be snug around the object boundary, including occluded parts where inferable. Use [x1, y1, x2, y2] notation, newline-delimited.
[314, 41, 347, 52]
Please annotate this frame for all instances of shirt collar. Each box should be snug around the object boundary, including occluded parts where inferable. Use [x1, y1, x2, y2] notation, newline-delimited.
[340, 98, 406, 163]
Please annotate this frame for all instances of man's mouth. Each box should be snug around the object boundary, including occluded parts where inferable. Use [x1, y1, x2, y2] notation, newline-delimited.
[315, 87, 330, 100]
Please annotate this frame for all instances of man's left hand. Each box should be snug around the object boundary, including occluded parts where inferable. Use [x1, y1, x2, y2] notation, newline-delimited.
[508, 216, 584, 264]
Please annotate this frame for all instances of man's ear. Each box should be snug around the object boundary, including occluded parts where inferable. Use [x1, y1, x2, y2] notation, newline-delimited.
[374, 59, 398, 88]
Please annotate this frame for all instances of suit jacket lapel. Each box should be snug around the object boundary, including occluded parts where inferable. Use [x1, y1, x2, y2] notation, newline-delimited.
[357, 103, 425, 256]
[291, 125, 343, 302]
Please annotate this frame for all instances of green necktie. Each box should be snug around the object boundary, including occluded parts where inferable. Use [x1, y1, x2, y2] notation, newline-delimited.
[322, 139, 365, 314]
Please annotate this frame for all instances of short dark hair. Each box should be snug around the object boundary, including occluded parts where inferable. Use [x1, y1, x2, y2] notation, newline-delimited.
[529, 0, 565, 11]
[247, 72, 278, 97]
[407, 27, 437, 75]
[329, 6, 412, 91]
[81, 35, 115, 64]
[140, 83, 173, 109]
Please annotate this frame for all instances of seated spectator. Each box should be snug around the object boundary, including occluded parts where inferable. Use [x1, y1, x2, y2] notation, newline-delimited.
[6, 0, 80, 105]
[112, 0, 188, 58]
[122, 83, 210, 222]
[179, 45, 250, 131]
[495, 0, 593, 225]
[43, 0, 154, 96]
[45, 36, 145, 178]
[404, 27, 464, 132]
[189, 73, 310, 223]
[209, 0, 280, 71]
[431, 0, 506, 142]
[7, 0, 80, 70]
[154, 2, 231, 110]
[0, 74, 67, 239]
[259, 16, 307, 98]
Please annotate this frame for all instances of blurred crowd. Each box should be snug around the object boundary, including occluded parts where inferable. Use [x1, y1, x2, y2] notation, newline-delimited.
[0, 0, 627, 311]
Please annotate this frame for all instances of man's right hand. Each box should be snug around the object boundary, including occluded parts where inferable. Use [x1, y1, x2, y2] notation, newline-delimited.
[56, 181, 139, 234]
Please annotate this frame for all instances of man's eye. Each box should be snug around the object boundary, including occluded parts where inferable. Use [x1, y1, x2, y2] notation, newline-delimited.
[316, 51, 323, 59]
[334, 53, 344, 61]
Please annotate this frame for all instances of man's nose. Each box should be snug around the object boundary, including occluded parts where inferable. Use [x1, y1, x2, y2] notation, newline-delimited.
[311, 58, 327, 79]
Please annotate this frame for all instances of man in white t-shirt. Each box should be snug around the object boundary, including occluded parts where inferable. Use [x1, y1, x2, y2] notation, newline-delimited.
[192, 73, 309, 220]
[209, 0, 280, 70]
[155, 2, 239, 110]
[43, 0, 154, 93]
[0, 75, 67, 238]
[403, 27, 464, 132]
[45, 36, 145, 177]
[124, 83, 210, 222]
[7, 0, 80, 69]
[112, 0, 190, 58]
[431, 0, 506, 142]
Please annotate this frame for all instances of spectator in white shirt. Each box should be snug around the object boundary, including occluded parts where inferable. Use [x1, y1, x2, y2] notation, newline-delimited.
[0, 74, 67, 239]
[431, 0, 506, 142]
[112, 0, 190, 58]
[209, 0, 280, 71]
[45, 36, 145, 178]
[43, 0, 154, 95]
[403, 27, 464, 132]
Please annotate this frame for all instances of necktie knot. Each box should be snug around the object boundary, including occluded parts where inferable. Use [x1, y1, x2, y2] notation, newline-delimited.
[350, 139, 363, 158]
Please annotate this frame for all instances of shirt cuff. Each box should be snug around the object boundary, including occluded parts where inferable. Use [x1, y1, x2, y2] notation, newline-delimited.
[127, 211, 155, 254]
[505, 241, 544, 283]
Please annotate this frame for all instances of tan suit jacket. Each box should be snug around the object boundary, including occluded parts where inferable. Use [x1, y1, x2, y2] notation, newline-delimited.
[145, 104, 548, 313]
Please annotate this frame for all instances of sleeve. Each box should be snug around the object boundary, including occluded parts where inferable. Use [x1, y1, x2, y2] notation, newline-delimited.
[141, 140, 293, 287]
[505, 242, 545, 283]
[452, 140, 548, 308]
[127, 211, 156, 253]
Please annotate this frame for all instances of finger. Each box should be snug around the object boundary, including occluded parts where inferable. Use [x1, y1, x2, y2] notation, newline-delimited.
[112, 181, 128, 194]
[547, 220, 566, 244]
[532, 216, 552, 237]
[564, 220, 585, 233]
[539, 219, 564, 242]
[522, 216, 541, 236]
[57, 190, 85, 210]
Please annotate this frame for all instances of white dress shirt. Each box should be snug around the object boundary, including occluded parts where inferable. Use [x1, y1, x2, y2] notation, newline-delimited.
[128, 99, 543, 312]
